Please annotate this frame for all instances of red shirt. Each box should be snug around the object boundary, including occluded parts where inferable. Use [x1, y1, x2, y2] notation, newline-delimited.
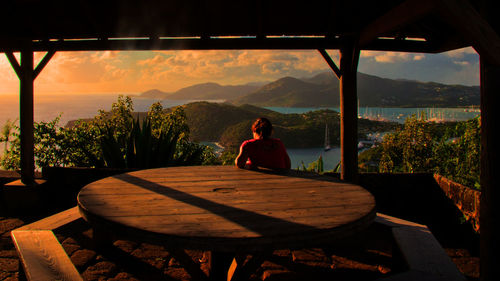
[240, 138, 289, 169]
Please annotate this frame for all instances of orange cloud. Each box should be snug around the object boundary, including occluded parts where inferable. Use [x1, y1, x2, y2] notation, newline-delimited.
[362, 51, 415, 63]
[0, 48, 480, 96]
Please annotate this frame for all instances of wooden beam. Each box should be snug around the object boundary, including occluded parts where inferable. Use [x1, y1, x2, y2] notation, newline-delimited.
[359, 0, 436, 46]
[318, 49, 341, 79]
[436, 0, 500, 66]
[19, 49, 35, 185]
[33, 50, 55, 80]
[5, 52, 21, 78]
[0, 37, 438, 53]
[479, 58, 500, 281]
[339, 39, 360, 182]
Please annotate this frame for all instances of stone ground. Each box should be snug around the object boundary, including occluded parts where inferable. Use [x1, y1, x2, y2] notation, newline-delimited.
[0, 212, 479, 281]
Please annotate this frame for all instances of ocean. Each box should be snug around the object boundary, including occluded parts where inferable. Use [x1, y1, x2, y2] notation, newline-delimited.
[0, 93, 480, 168]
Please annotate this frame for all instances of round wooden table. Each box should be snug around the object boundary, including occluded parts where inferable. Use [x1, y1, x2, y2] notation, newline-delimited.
[77, 166, 376, 280]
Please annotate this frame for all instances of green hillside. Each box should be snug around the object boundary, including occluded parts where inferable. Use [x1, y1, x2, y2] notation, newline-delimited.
[180, 102, 399, 148]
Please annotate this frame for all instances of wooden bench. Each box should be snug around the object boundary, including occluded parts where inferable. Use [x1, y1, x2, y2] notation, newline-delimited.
[11, 230, 83, 281]
[10, 206, 84, 281]
[16, 206, 81, 231]
[375, 213, 466, 281]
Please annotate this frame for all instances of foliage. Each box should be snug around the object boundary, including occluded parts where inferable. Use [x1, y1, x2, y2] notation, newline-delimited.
[218, 149, 238, 166]
[0, 119, 20, 170]
[358, 145, 383, 173]
[433, 117, 481, 189]
[379, 114, 434, 173]
[360, 114, 480, 189]
[297, 155, 324, 173]
[0, 96, 216, 170]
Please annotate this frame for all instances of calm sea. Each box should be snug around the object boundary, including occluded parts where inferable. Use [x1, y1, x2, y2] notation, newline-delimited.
[0, 93, 480, 168]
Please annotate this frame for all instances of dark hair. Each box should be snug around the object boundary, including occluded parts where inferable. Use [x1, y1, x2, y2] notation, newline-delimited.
[252, 117, 273, 138]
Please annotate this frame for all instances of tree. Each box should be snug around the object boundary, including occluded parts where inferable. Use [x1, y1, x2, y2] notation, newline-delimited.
[379, 114, 434, 173]
[0, 96, 216, 170]
[362, 114, 480, 189]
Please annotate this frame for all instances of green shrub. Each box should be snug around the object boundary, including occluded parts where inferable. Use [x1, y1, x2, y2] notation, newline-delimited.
[0, 96, 215, 170]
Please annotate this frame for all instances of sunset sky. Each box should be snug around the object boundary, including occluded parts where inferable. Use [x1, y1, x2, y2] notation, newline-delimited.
[0, 47, 479, 96]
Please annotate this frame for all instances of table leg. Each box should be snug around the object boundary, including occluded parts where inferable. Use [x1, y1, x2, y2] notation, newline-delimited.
[169, 248, 208, 281]
[209, 251, 270, 281]
[207, 251, 235, 281]
[227, 252, 270, 281]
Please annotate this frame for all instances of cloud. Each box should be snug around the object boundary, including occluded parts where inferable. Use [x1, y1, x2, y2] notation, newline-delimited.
[133, 50, 328, 86]
[413, 55, 425, 61]
[362, 51, 417, 63]
[359, 48, 479, 86]
[0, 47, 480, 95]
[444, 47, 477, 59]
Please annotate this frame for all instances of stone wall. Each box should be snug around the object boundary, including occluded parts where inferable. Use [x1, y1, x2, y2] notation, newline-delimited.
[433, 174, 480, 233]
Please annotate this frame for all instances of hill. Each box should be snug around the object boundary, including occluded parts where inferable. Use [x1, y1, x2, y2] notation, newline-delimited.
[65, 101, 401, 148]
[231, 72, 480, 107]
[140, 89, 170, 99]
[232, 76, 338, 107]
[180, 102, 399, 148]
[140, 83, 259, 100]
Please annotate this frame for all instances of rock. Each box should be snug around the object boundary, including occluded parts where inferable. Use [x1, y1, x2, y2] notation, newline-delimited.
[144, 258, 167, 270]
[3, 273, 20, 281]
[0, 272, 11, 280]
[61, 243, 80, 256]
[131, 243, 169, 259]
[0, 219, 24, 235]
[292, 248, 331, 268]
[164, 267, 190, 280]
[108, 272, 140, 281]
[62, 237, 79, 245]
[82, 261, 119, 281]
[262, 269, 299, 281]
[113, 240, 138, 254]
[0, 258, 19, 272]
[0, 250, 17, 258]
[71, 249, 97, 269]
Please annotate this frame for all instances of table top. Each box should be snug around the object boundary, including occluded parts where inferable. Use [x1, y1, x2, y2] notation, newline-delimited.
[77, 166, 376, 252]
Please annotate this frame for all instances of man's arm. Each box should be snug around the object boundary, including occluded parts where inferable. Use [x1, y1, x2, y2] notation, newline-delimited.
[235, 145, 248, 168]
[285, 152, 291, 169]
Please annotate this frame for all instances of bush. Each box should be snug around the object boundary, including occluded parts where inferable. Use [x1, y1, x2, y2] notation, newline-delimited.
[360, 114, 480, 189]
[0, 96, 216, 170]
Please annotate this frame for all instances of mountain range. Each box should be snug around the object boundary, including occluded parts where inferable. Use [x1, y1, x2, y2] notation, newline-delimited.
[140, 72, 480, 108]
[141, 82, 260, 100]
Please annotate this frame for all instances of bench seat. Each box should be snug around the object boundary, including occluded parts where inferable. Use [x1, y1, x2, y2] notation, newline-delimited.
[11, 230, 83, 281]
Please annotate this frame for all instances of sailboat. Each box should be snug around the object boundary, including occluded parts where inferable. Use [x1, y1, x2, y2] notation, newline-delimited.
[324, 123, 331, 151]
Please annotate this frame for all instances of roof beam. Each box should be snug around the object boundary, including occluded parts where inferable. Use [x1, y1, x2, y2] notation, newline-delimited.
[0, 37, 437, 53]
[436, 0, 500, 65]
[359, 0, 436, 46]
[318, 49, 341, 79]
[33, 50, 55, 79]
[5, 52, 21, 78]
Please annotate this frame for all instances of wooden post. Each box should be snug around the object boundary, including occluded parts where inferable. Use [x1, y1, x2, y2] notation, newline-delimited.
[6, 48, 55, 185]
[479, 58, 500, 281]
[19, 48, 35, 185]
[339, 41, 360, 182]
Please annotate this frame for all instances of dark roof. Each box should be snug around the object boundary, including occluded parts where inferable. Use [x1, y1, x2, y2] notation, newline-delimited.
[0, 0, 482, 52]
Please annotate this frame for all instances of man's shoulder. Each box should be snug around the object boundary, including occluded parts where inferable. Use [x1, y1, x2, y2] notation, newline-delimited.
[241, 139, 256, 147]
[270, 138, 284, 144]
